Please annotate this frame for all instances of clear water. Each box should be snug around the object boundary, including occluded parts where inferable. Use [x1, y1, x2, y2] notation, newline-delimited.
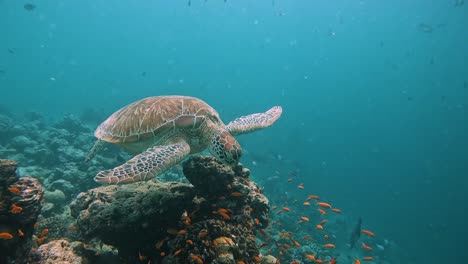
[1, 1, 467, 263]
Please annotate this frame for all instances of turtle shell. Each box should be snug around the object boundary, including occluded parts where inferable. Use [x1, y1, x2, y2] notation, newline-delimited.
[95, 96, 221, 144]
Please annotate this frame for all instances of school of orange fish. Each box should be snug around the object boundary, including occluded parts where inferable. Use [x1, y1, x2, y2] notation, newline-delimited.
[251, 176, 380, 264]
[0, 186, 50, 246]
[0, 173, 381, 264]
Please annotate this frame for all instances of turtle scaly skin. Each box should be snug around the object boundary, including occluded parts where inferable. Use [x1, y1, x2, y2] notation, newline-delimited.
[86, 95, 282, 184]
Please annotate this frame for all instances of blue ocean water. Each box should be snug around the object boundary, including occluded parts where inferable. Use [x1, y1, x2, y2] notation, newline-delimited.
[1, 1, 467, 263]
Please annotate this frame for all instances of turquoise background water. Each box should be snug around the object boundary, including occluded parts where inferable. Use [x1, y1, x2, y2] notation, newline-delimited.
[1, 1, 467, 263]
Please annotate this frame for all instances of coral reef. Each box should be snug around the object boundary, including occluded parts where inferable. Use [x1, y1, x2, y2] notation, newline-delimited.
[0, 159, 44, 264]
[0, 111, 122, 200]
[28, 239, 118, 264]
[70, 156, 276, 263]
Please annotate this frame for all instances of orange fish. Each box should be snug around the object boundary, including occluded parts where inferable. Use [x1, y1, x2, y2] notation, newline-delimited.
[230, 192, 243, 197]
[290, 261, 300, 264]
[41, 229, 49, 237]
[155, 239, 164, 249]
[331, 208, 341, 213]
[300, 216, 310, 222]
[293, 241, 300, 247]
[190, 254, 204, 264]
[254, 218, 260, 225]
[34, 222, 39, 229]
[361, 242, 373, 251]
[317, 202, 332, 209]
[316, 224, 324, 230]
[297, 184, 304, 189]
[36, 237, 46, 244]
[184, 216, 191, 226]
[219, 212, 231, 220]
[323, 243, 335, 248]
[318, 209, 327, 215]
[10, 204, 23, 214]
[361, 230, 375, 237]
[308, 195, 320, 200]
[237, 261, 246, 264]
[138, 251, 147, 261]
[329, 258, 337, 264]
[282, 207, 291, 212]
[303, 234, 311, 240]
[253, 256, 262, 262]
[177, 229, 186, 235]
[226, 184, 232, 190]
[174, 249, 182, 256]
[186, 239, 193, 245]
[160, 251, 166, 256]
[354, 259, 361, 264]
[303, 201, 311, 206]
[319, 219, 328, 225]
[315, 260, 324, 264]
[18, 229, 24, 237]
[305, 254, 315, 260]
[8, 187, 20, 194]
[363, 257, 374, 261]
[0, 232, 13, 240]
[198, 230, 209, 238]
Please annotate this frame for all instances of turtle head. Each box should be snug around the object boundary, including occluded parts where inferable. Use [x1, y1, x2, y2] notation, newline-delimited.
[209, 130, 242, 167]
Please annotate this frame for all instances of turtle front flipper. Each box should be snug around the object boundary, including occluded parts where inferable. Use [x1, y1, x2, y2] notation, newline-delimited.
[94, 140, 190, 184]
[226, 106, 282, 136]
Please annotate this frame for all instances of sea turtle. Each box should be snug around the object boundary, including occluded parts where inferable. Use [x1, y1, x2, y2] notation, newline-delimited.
[86, 95, 282, 184]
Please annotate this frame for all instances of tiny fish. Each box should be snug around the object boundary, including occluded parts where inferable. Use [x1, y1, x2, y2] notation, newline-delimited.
[24, 3, 36, 11]
[317, 202, 332, 209]
[361, 229, 375, 237]
[0, 232, 13, 239]
[331, 208, 341, 213]
[318, 209, 327, 215]
[361, 242, 373, 251]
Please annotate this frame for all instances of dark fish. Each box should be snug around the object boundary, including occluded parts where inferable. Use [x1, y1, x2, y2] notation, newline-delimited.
[349, 217, 362, 249]
[141, 71, 146, 77]
[24, 3, 36, 11]
[8, 48, 15, 54]
[455, 0, 464, 7]
[0, 70, 5, 74]
[418, 23, 433, 33]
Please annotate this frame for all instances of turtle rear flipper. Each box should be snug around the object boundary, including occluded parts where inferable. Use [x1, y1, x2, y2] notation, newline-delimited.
[226, 106, 282, 136]
[84, 140, 104, 164]
[94, 140, 190, 184]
